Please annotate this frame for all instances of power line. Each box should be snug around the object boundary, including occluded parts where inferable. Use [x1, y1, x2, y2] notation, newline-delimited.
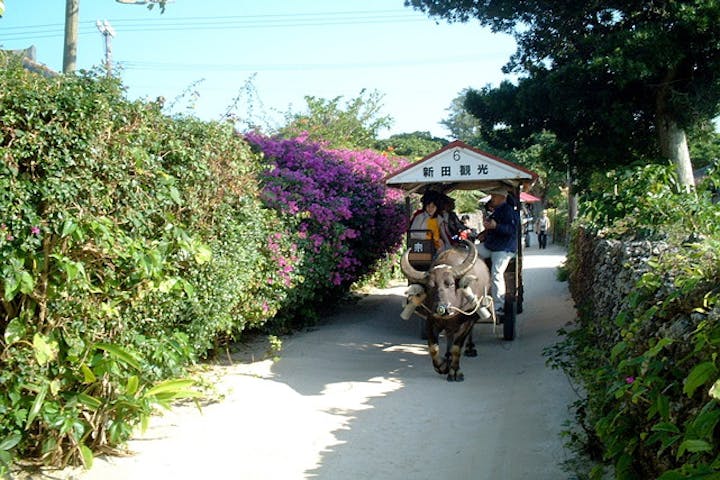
[2, 9, 417, 30]
[0, 10, 428, 42]
[107, 10, 422, 26]
[0, 27, 104, 42]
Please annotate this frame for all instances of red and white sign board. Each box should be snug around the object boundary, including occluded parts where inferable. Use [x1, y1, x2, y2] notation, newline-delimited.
[385, 140, 537, 193]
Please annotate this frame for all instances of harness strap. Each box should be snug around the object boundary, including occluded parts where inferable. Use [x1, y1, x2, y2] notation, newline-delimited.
[448, 296, 481, 316]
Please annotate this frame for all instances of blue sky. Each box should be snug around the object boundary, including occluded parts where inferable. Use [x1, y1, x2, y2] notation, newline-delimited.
[1, 1, 517, 138]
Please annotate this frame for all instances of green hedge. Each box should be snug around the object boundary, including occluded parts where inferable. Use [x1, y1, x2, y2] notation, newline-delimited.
[0, 57, 296, 471]
[0, 54, 407, 473]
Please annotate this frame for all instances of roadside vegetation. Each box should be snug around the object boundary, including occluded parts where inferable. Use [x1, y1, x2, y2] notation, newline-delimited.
[404, 2, 720, 477]
[0, 57, 408, 473]
[547, 162, 720, 479]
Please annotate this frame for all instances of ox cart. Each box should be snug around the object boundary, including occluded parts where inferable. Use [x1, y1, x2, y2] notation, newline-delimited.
[386, 140, 538, 343]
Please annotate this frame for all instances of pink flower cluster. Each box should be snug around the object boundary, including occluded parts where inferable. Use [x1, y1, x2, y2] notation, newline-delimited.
[246, 133, 409, 288]
[1, 223, 42, 243]
[266, 231, 298, 287]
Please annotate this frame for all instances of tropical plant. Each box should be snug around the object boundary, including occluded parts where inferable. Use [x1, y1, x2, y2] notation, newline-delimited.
[406, 0, 720, 191]
[374, 131, 448, 160]
[0, 52, 411, 474]
[0, 56, 283, 471]
[246, 132, 408, 324]
[277, 89, 393, 150]
[545, 162, 720, 478]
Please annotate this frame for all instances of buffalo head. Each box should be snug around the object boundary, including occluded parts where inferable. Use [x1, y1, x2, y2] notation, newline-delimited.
[400, 240, 488, 319]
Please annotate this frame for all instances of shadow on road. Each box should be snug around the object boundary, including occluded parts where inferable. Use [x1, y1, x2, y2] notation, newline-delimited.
[55, 244, 577, 480]
[267, 243, 577, 480]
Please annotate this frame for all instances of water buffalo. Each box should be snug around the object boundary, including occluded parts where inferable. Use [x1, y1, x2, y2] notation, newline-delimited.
[400, 240, 492, 381]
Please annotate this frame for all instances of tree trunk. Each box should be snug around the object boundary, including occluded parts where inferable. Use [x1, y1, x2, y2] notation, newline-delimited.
[566, 165, 577, 245]
[656, 72, 695, 191]
[664, 119, 695, 191]
[655, 61, 695, 191]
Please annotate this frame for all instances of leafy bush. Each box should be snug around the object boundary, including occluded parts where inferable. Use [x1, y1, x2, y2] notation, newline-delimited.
[246, 132, 408, 325]
[0, 56, 410, 474]
[580, 161, 720, 241]
[546, 162, 720, 479]
[0, 57, 290, 471]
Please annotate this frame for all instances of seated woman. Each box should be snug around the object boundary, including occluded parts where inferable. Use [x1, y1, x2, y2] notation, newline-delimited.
[437, 194, 467, 248]
[409, 190, 444, 253]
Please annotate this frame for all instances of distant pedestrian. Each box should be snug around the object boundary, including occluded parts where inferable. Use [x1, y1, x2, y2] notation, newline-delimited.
[535, 211, 551, 249]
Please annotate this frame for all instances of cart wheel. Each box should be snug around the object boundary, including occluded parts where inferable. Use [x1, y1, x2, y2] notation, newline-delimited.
[503, 300, 517, 341]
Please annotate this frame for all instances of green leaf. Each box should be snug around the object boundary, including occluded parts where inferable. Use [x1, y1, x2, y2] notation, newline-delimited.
[80, 363, 96, 384]
[33, 333, 58, 366]
[168, 186, 182, 204]
[25, 384, 47, 429]
[18, 271, 34, 294]
[145, 379, 195, 397]
[77, 393, 102, 411]
[690, 404, 720, 439]
[684, 362, 718, 397]
[652, 422, 680, 434]
[64, 261, 80, 281]
[157, 278, 177, 293]
[61, 218, 77, 237]
[3, 274, 19, 301]
[646, 337, 673, 358]
[0, 433, 21, 451]
[709, 379, 720, 400]
[194, 244, 212, 264]
[4, 318, 26, 344]
[95, 343, 141, 371]
[140, 414, 150, 433]
[144, 379, 203, 406]
[79, 444, 93, 469]
[126, 375, 139, 396]
[181, 279, 195, 297]
[657, 472, 685, 480]
[610, 341, 627, 360]
[656, 394, 670, 420]
[49, 379, 61, 396]
[677, 439, 712, 458]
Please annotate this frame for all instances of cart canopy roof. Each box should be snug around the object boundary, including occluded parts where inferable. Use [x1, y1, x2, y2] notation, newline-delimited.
[385, 140, 538, 195]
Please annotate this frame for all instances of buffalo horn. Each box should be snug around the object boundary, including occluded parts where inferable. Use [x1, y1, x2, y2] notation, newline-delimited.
[400, 249, 428, 283]
[452, 240, 478, 279]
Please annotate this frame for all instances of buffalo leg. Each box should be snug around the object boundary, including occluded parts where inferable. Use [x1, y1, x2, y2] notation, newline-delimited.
[464, 323, 477, 357]
[446, 344, 464, 382]
[427, 325, 449, 374]
[447, 321, 475, 382]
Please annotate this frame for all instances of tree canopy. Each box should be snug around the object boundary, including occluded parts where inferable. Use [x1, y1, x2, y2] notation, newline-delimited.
[405, 0, 720, 190]
[277, 89, 393, 150]
[440, 88, 483, 143]
[374, 131, 447, 160]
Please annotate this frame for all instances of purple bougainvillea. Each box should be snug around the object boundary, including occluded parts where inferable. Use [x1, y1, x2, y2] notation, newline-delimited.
[245, 133, 408, 295]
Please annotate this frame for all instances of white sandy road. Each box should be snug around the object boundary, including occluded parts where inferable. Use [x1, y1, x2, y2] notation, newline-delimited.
[25, 244, 577, 480]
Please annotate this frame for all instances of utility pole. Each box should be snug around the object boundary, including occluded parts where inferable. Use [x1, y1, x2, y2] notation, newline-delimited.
[96, 20, 116, 76]
[63, 0, 79, 73]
